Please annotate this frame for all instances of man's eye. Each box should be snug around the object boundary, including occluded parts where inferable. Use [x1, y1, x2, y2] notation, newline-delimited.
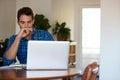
[21, 22, 25, 24]
[28, 21, 32, 23]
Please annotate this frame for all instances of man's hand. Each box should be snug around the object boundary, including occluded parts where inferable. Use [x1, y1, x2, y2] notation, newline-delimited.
[17, 28, 33, 39]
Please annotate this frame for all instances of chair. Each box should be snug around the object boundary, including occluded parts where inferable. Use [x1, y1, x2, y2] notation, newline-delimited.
[82, 62, 99, 80]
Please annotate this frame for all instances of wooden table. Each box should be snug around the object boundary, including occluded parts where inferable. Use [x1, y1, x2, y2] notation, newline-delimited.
[0, 68, 80, 80]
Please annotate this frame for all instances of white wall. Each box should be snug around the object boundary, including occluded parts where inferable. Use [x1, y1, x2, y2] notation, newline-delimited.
[100, 0, 120, 80]
[52, 0, 74, 40]
[0, 0, 16, 40]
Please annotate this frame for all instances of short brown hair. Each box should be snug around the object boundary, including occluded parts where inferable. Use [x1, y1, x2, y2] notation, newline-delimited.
[17, 7, 34, 21]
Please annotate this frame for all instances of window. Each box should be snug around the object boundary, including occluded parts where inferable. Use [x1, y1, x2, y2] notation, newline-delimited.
[82, 8, 100, 55]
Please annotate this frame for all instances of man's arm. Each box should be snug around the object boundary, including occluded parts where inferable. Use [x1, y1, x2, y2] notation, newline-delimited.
[3, 35, 18, 65]
[6, 36, 21, 60]
[3, 28, 31, 65]
[6, 28, 31, 60]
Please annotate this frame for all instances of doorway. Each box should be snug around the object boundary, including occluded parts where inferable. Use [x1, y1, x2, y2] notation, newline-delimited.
[81, 8, 101, 71]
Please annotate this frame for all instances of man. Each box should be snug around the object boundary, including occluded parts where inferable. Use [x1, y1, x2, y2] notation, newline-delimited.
[3, 7, 54, 65]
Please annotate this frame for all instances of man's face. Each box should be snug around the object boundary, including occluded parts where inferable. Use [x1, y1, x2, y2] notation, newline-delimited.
[18, 15, 34, 29]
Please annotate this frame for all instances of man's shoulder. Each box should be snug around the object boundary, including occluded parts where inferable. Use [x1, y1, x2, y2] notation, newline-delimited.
[33, 29, 54, 40]
[10, 35, 16, 38]
[34, 29, 49, 33]
[9, 35, 17, 39]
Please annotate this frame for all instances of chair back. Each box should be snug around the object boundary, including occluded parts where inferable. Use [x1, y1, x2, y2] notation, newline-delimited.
[82, 62, 99, 80]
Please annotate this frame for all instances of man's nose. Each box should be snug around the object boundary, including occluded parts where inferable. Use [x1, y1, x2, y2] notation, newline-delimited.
[24, 23, 28, 28]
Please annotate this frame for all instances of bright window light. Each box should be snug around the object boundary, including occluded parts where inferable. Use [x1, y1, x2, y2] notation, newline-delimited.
[82, 8, 101, 54]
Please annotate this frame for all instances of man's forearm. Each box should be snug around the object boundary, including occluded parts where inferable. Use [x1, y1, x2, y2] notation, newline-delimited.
[6, 37, 21, 60]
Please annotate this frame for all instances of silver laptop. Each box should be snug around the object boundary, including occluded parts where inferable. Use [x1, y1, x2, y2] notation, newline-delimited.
[27, 41, 70, 70]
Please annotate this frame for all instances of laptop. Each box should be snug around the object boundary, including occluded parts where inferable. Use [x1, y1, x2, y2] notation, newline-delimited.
[27, 41, 70, 70]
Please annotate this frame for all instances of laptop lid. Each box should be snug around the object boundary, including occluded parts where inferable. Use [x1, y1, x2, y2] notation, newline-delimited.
[27, 41, 70, 70]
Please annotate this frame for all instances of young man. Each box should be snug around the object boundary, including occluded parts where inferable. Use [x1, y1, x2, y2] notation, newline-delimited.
[3, 7, 54, 65]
